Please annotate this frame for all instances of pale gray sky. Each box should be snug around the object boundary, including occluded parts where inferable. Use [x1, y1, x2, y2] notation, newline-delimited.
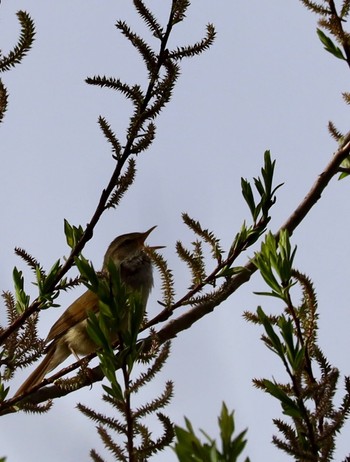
[1, 1, 350, 461]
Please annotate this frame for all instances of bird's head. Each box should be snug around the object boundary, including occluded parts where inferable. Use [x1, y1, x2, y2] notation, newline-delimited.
[103, 225, 162, 267]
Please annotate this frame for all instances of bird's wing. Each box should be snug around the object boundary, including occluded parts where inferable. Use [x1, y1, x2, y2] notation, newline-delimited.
[46, 290, 99, 342]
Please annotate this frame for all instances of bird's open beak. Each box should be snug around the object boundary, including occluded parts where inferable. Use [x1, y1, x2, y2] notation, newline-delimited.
[143, 225, 158, 239]
[140, 225, 165, 249]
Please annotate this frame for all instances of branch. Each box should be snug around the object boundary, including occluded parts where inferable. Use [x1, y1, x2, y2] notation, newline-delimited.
[152, 135, 350, 340]
[279, 135, 350, 232]
[5, 136, 350, 411]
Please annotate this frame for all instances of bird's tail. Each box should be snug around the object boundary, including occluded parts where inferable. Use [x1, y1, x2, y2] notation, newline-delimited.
[14, 343, 67, 398]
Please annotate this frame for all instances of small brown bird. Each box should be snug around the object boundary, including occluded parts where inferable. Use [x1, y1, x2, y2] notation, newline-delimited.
[14, 226, 159, 397]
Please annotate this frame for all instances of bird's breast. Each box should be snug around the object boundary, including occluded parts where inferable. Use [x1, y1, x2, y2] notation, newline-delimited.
[63, 319, 97, 355]
[120, 254, 154, 293]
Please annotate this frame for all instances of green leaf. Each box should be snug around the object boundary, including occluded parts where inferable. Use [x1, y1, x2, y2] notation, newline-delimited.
[278, 316, 303, 371]
[13, 267, 30, 313]
[253, 176, 265, 198]
[86, 310, 110, 350]
[219, 402, 235, 455]
[64, 219, 74, 248]
[257, 307, 285, 358]
[39, 259, 61, 293]
[64, 218, 84, 249]
[0, 381, 10, 401]
[75, 255, 99, 291]
[262, 379, 302, 418]
[173, 420, 216, 462]
[241, 178, 256, 219]
[254, 230, 297, 301]
[317, 28, 346, 60]
[339, 156, 350, 180]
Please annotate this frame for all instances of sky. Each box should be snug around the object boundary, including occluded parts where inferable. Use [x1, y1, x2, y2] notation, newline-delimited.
[1, 0, 350, 460]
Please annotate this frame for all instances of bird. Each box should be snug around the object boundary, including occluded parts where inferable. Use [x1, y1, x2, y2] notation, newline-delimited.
[14, 226, 159, 397]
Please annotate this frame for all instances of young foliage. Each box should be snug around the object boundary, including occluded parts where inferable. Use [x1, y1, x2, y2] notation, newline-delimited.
[171, 151, 281, 302]
[317, 28, 346, 60]
[144, 149, 282, 333]
[64, 219, 84, 250]
[227, 151, 283, 263]
[73, 253, 174, 460]
[246, 232, 350, 461]
[253, 230, 297, 301]
[12, 268, 30, 315]
[240, 150, 282, 226]
[173, 402, 250, 462]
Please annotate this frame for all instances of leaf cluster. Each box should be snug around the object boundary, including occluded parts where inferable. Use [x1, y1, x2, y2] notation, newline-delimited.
[173, 402, 250, 462]
[253, 230, 296, 301]
[227, 151, 282, 263]
[0, 225, 83, 404]
[174, 151, 280, 300]
[246, 232, 350, 461]
[141, 149, 282, 341]
[72, 251, 175, 460]
[0, 239, 81, 398]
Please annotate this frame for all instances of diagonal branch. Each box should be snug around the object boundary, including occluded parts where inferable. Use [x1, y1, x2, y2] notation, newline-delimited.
[4, 136, 350, 412]
[155, 135, 350, 339]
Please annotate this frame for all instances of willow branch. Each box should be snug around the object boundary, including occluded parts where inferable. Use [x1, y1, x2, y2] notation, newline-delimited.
[155, 136, 350, 338]
[4, 136, 350, 412]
